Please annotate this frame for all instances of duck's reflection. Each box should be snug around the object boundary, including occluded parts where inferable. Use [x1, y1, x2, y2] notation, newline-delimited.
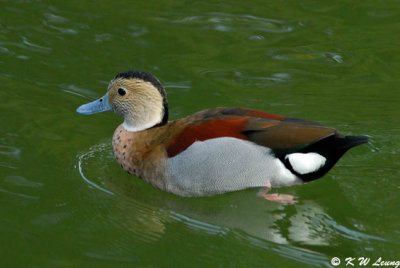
[107, 176, 333, 247]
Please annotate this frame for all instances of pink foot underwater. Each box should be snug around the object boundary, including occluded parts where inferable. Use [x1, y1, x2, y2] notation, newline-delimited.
[257, 183, 298, 205]
[259, 192, 298, 205]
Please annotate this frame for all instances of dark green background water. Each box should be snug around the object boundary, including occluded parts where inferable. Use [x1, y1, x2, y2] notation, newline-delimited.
[1, 0, 399, 267]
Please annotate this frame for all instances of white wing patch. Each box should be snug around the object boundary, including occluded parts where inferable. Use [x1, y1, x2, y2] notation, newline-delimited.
[285, 153, 326, 175]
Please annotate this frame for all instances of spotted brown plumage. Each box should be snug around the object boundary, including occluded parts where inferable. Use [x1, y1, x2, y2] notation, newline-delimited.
[77, 70, 368, 201]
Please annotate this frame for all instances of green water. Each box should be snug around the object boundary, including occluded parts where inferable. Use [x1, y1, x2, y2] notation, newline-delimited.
[1, 0, 400, 267]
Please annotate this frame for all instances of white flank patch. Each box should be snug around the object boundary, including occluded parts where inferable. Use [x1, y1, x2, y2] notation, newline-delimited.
[166, 137, 302, 196]
[285, 153, 326, 175]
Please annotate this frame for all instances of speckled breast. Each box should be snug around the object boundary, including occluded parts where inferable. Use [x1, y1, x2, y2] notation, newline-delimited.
[111, 124, 169, 191]
[112, 125, 139, 175]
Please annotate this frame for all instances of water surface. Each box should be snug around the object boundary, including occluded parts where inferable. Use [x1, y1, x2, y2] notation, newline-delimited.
[1, 0, 400, 267]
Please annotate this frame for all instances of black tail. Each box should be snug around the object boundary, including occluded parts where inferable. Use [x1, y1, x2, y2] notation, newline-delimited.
[286, 134, 368, 182]
[338, 135, 369, 149]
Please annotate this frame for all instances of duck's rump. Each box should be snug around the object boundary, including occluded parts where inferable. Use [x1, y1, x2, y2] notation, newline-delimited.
[280, 134, 368, 182]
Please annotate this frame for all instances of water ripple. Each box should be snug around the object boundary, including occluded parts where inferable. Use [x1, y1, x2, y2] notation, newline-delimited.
[128, 25, 148, 37]
[42, 12, 78, 35]
[95, 33, 113, 42]
[170, 212, 230, 235]
[163, 80, 192, 92]
[0, 36, 51, 55]
[77, 143, 115, 195]
[159, 12, 301, 34]
[60, 84, 98, 99]
[0, 188, 38, 200]
[43, 13, 69, 24]
[200, 69, 291, 86]
[21, 36, 51, 53]
[4, 175, 43, 188]
[317, 214, 386, 242]
[30, 212, 70, 227]
[43, 22, 78, 34]
[270, 48, 343, 63]
[0, 145, 21, 159]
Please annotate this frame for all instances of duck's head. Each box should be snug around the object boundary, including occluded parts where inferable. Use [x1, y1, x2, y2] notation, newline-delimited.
[76, 71, 168, 132]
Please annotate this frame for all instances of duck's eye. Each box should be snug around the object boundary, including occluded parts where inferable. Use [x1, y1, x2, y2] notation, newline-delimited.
[118, 88, 126, 96]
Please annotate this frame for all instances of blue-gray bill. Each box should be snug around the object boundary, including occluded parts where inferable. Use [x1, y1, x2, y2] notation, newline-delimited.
[76, 92, 112, 115]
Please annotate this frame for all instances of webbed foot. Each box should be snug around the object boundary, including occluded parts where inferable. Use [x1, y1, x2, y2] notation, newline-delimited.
[257, 182, 298, 205]
[258, 192, 298, 205]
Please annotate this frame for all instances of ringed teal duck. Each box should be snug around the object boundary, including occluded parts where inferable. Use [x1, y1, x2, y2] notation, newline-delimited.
[77, 71, 368, 202]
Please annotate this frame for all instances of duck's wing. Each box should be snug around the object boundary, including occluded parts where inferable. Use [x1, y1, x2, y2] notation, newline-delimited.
[166, 107, 336, 158]
[242, 117, 336, 157]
